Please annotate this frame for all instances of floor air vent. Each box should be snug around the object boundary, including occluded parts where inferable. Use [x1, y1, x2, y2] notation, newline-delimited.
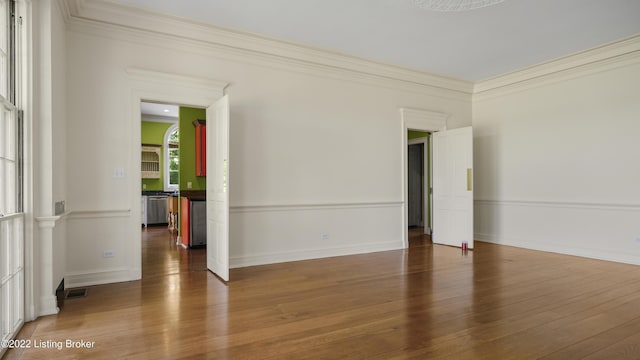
[66, 288, 88, 299]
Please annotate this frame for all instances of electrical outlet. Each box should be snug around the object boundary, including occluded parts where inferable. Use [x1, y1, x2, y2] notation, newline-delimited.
[187, 182, 193, 189]
[54, 200, 65, 215]
[321, 234, 330, 241]
[142, 184, 147, 190]
[103, 251, 115, 258]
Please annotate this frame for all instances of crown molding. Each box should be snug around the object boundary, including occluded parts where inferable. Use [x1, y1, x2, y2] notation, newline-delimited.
[64, 0, 85, 15]
[126, 68, 229, 92]
[62, 0, 473, 95]
[474, 35, 640, 99]
[65, 18, 471, 102]
[55, 0, 72, 22]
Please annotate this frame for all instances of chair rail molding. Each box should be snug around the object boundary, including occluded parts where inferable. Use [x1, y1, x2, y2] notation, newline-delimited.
[474, 199, 640, 265]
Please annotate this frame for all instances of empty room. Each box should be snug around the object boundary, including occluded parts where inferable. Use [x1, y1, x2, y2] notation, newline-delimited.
[1, 0, 639, 358]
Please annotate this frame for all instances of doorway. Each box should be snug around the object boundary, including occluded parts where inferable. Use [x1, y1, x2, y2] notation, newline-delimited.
[140, 101, 208, 278]
[407, 131, 430, 236]
[408, 143, 423, 227]
[126, 68, 227, 283]
[400, 108, 474, 249]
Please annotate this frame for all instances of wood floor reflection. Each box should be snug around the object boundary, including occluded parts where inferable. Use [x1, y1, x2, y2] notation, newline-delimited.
[6, 227, 640, 359]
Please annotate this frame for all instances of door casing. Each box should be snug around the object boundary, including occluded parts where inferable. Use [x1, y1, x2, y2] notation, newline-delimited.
[127, 68, 227, 281]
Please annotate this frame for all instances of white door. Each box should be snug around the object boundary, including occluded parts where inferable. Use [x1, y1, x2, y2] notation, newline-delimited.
[432, 127, 473, 249]
[206, 95, 230, 281]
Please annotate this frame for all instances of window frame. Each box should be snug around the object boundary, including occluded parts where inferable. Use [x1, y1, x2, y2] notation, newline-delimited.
[163, 123, 179, 192]
[0, 0, 25, 355]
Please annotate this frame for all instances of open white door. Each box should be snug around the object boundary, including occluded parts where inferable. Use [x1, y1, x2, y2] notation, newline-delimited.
[206, 95, 230, 281]
[432, 127, 473, 249]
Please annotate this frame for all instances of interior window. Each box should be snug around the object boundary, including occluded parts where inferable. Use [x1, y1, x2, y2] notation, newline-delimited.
[165, 124, 179, 191]
[0, 0, 25, 354]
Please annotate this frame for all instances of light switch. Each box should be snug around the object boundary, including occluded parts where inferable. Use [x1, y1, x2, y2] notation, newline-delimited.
[187, 182, 193, 189]
[113, 167, 125, 178]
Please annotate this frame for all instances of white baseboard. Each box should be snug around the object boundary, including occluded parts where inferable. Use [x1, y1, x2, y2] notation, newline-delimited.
[38, 295, 59, 316]
[229, 201, 404, 268]
[64, 268, 136, 288]
[230, 240, 405, 269]
[475, 233, 640, 266]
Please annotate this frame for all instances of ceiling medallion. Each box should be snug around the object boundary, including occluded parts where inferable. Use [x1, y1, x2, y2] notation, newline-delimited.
[413, 0, 506, 11]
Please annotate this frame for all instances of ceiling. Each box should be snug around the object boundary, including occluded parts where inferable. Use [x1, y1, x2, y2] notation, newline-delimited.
[141, 102, 179, 118]
[113, 0, 640, 81]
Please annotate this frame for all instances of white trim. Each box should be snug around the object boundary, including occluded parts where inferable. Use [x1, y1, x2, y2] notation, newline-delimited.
[127, 68, 229, 94]
[475, 236, 640, 266]
[230, 240, 405, 269]
[64, 268, 133, 288]
[66, 209, 131, 219]
[38, 294, 59, 316]
[475, 199, 640, 212]
[400, 108, 448, 247]
[474, 200, 640, 266]
[474, 35, 640, 100]
[230, 201, 402, 214]
[35, 215, 61, 228]
[55, 0, 71, 22]
[0, 213, 24, 221]
[401, 108, 448, 132]
[20, 0, 37, 323]
[163, 123, 178, 192]
[61, 0, 472, 97]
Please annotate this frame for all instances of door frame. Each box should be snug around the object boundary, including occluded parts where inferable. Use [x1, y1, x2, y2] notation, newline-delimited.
[127, 68, 227, 280]
[400, 108, 447, 249]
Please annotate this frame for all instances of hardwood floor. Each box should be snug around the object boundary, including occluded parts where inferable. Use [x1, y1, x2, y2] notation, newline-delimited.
[5, 227, 640, 359]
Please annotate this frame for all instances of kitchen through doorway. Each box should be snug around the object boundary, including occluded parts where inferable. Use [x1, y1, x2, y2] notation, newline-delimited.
[140, 101, 208, 278]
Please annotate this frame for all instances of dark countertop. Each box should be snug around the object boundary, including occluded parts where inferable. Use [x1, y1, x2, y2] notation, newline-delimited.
[179, 190, 206, 201]
[142, 191, 178, 196]
[142, 190, 204, 200]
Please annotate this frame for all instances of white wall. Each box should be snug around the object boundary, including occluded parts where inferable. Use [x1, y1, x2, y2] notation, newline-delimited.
[62, 3, 472, 286]
[473, 41, 640, 265]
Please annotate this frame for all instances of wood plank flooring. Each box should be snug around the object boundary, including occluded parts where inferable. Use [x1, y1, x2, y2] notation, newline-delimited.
[5, 227, 640, 359]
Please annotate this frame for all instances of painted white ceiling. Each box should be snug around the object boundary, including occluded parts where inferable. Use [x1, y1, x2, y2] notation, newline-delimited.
[141, 102, 179, 118]
[114, 0, 640, 81]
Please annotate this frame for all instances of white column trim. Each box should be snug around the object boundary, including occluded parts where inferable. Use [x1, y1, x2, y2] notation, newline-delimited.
[35, 215, 62, 227]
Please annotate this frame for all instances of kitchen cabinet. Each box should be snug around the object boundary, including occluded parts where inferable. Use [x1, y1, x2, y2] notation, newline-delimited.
[141, 145, 161, 179]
